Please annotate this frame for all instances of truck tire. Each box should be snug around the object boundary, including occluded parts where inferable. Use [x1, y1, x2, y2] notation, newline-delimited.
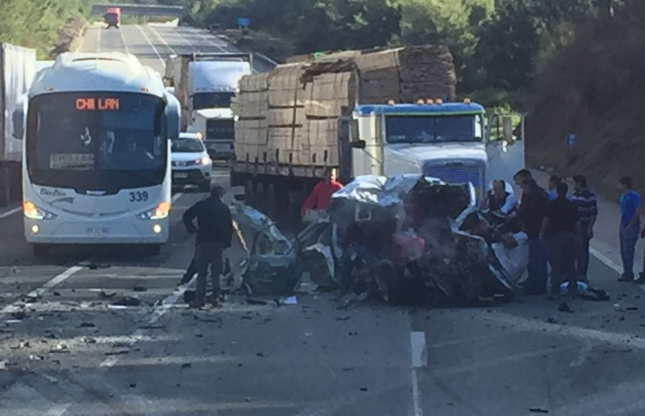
[255, 182, 266, 212]
[244, 180, 255, 206]
[266, 184, 277, 220]
[32, 244, 49, 257]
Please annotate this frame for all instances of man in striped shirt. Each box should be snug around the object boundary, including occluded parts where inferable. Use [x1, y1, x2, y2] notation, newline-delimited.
[571, 175, 598, 282]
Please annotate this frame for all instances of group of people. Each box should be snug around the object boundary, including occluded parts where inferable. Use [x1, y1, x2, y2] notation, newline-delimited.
[483, 170, 599, 297]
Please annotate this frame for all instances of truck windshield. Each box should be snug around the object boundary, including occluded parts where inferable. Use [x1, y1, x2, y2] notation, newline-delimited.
[26, 92, 166, 191]
[385, 115, 483, 144]
[193, 92, 234, 110]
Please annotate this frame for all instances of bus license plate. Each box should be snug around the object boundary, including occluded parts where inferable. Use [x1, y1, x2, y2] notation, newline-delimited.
[173, 172, 188, 179]
[86, 227, 109, 235]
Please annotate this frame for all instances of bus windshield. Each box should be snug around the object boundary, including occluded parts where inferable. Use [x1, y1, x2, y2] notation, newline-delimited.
[385, 114, 483, 144]
[26, 92, 166, 191]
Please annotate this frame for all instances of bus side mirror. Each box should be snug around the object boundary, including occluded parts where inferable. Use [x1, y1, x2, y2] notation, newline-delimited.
[165, 94, 181, 139]
[350, 140, 366, 149]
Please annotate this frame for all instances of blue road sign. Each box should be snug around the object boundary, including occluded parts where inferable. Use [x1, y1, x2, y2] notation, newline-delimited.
[237, 17, 250, 27]
[566, 134, 577, 147]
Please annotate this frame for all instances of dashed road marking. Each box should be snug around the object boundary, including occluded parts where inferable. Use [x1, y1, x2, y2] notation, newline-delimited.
[0, 206, 20, 219]
[135, 25, 163, 65]
[1, 265, 85, 314]
[409, 331, 426, 416]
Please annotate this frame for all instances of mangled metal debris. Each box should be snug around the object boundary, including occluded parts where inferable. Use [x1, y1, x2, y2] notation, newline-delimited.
[228, 174, 531, 307]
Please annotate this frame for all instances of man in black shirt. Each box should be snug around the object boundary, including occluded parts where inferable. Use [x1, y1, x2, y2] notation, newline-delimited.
[183, 185, 233, 308]
[517, 177, 549, 294]
[541, 182, 580, 296]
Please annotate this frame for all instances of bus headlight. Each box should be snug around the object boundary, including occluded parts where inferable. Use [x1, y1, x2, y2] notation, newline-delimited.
[23, 202, 56, 220]
[137, 202, 171, 220]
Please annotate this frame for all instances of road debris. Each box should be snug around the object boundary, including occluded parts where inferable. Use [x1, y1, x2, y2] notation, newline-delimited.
[529, 409, 549, 414]
[105, 350, 130, 356]
[49, 344, 69, 353]
[29, 355, 45, 361]
[111, 296, 141, 307]
[557, 303, 573, 313]
[79, 322, 95, 328]
[181, 363, 192, 369]
[132, 286, 147, 292]
[99, 291, 117, 300]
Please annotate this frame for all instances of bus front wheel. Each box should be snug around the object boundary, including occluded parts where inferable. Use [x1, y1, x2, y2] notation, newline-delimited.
[144, 244, 162, 256]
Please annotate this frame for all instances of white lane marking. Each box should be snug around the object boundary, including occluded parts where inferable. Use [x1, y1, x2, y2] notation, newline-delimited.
[570, 340, 594, 368]
[409, 331, 425, 416]
[411, 368, 423, 416]
[43, 403, 71, 416]
[118, 27, 129, 53]
[135, 25, 164, 65]
[410, 331, 427, 368]
[1, 265, 84, 314]
[0, 206, 20, 219]
[147, 25, 176, 55]
[171, 192, 184, 203]
[97, 28, 102, 53]
[590, 246, 622, 274]
[99, 275, 196, 368]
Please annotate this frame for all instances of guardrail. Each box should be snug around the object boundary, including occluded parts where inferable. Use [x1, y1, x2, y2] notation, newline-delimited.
[252, 52, 279, 72]
[91, 4, 184, 17]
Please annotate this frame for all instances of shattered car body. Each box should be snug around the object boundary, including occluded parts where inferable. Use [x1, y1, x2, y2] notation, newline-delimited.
[325, 174, 529, 306]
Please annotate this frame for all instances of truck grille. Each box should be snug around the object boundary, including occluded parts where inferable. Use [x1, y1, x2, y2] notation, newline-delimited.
[207, 120, 234, 141]
[423, 163, 484, 194]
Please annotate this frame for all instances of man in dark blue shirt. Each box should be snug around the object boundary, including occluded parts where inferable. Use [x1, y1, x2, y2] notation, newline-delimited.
[618, 177, 641, 282]
[183, 185, 233, 307]
[571, 175, 598, 282]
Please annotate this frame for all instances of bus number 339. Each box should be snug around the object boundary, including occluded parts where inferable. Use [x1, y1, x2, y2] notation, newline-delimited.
[129, 191, 149, 202]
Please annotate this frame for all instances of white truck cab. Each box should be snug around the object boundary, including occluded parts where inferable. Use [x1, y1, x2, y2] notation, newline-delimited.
[188, 108, 235, 160]
[347, 100, 524, 200]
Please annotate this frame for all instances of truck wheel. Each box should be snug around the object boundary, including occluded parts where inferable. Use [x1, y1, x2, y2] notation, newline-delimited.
[32, 244, 49, 257]
[244, 180, 255, 206]
[255, 182, 266, 212]
[266, 184, 277, 220]
[144, 244, 162, 256]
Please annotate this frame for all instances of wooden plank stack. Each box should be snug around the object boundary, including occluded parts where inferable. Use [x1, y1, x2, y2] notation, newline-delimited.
[233, 45, 456, 169]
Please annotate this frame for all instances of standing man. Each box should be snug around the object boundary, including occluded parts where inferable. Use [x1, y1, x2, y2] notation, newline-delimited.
[517, 178, 549, 295]
[513, 169, 532, 188]
[541, 182, 580, 296]
[571, 175, 598, 283]
[301, 167, 344, 220]
[183, 185, 233, 308]
[547, 175, 562, 200]
[618, 177, 641, 282]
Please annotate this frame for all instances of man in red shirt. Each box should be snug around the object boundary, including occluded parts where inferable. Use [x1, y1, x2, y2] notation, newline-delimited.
[301, 168, 344, 218]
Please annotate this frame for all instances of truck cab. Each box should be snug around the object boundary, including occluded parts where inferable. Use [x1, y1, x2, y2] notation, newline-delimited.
[347, 100, 524, 200]
[188, 108, 235, 160]
[104, 7, 121, 29]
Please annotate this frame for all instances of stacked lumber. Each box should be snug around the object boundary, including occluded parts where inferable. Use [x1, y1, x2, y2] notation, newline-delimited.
[233, 45, 456, 168]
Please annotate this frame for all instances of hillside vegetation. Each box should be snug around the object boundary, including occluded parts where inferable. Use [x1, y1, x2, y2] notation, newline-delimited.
[529, 2, 645, 198]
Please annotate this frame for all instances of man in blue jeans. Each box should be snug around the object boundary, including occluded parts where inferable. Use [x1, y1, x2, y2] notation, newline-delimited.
[618, 177, 641, 282]
[517, 177, 549, 294]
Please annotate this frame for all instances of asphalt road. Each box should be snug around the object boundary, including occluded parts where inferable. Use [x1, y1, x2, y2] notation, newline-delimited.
[2, 24, 645, 416]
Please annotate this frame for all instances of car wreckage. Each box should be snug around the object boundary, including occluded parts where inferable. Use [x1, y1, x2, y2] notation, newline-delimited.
[233, 174, 530, 307]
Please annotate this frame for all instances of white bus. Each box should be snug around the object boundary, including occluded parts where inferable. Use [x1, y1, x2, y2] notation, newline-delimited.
[13, 52, 180, 256]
